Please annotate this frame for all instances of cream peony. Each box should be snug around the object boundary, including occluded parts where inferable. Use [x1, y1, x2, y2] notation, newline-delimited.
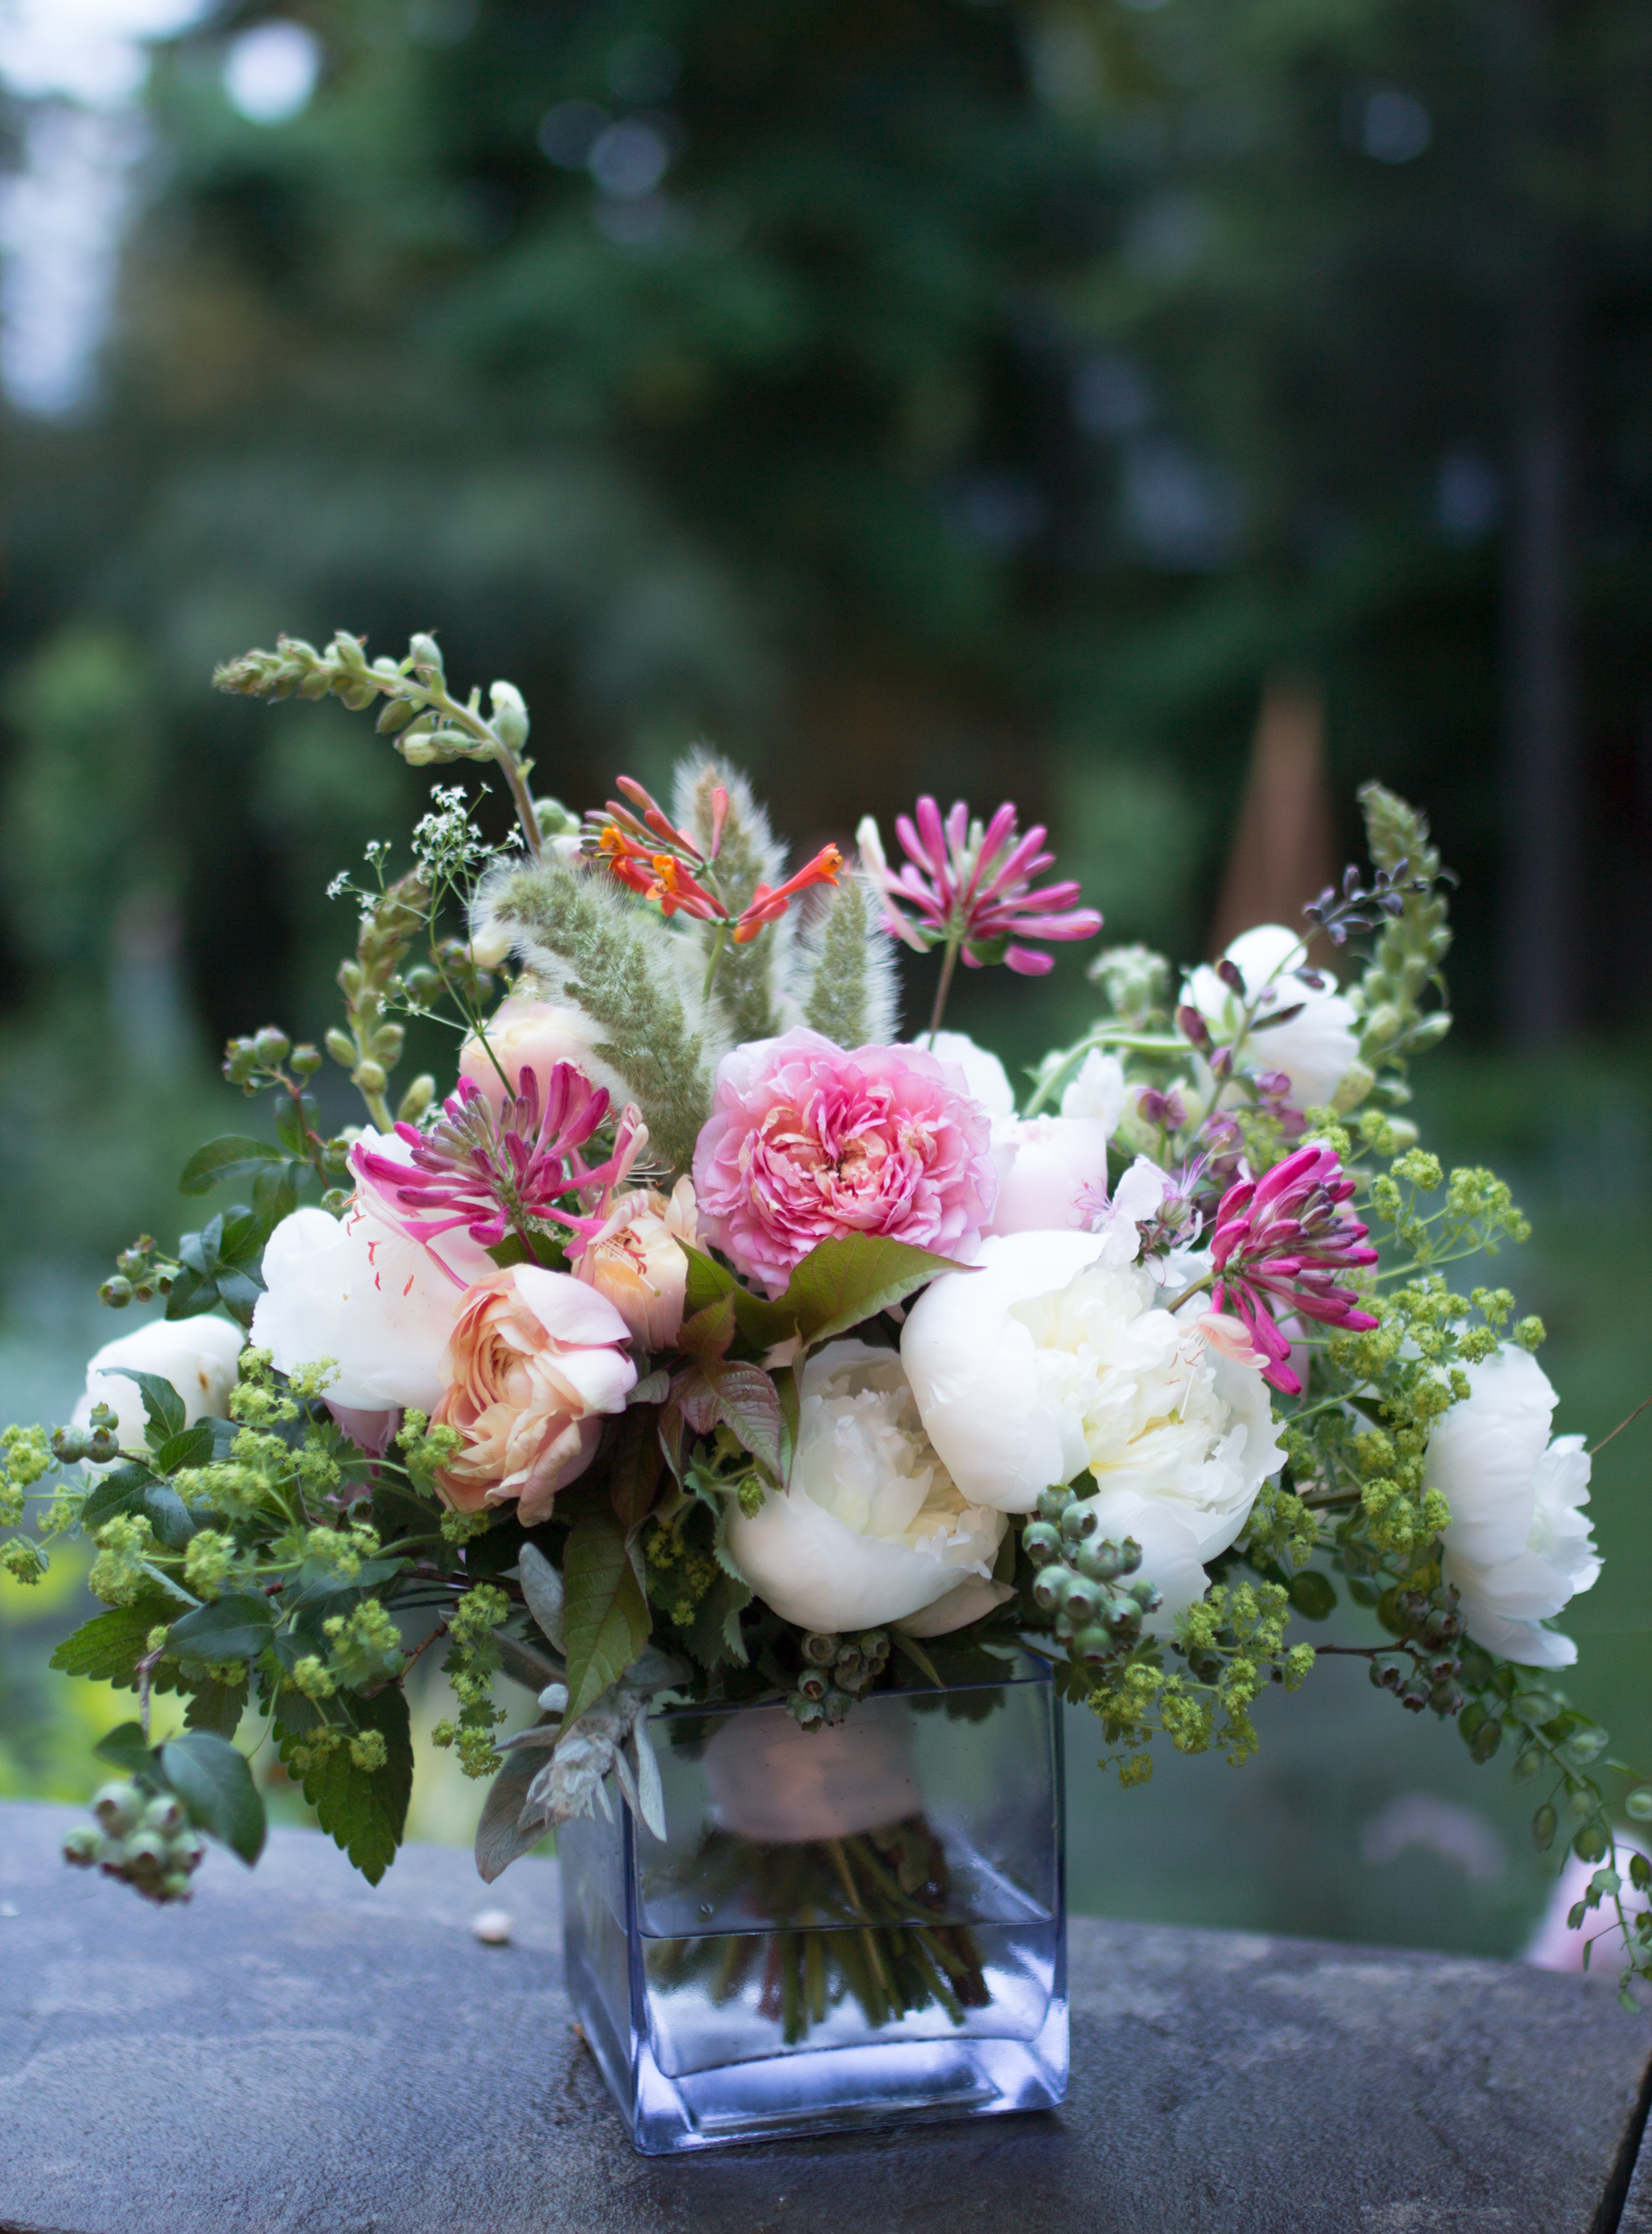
[727, 1340, 1010, 1636]
[433, 1265, 637, 1524]
[1429, 1345, 1599, 1670]
[251, 1162, 495, 1414]
[1184, 924, 1359, 1115]
[901, 1231, 1284, 1631]
[576, 1178, 698, 1350]
[458, 990, 631, 1110]
[930, 1031, 1123, 1239]
[75, 1316, 245, 1455]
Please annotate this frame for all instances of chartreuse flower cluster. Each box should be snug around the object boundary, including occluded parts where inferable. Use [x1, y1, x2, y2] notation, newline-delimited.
[11, 639, 1639, 2004]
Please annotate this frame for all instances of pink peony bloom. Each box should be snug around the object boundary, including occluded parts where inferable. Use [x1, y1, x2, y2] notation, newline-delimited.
[692, 1028, 997, 1297]
[432, 1265, 637, 1524]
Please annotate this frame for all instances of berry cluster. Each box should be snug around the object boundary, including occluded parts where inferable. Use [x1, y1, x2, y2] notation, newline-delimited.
[1370, 1581, 1467, 1718]
[789, 1630, 892, 1728]
[62, 1781, 206, 1904]
[1024, 1485, 1162, 1661]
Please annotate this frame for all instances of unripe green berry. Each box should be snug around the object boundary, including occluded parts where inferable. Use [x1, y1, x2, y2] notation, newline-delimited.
[143, 1795, 186, 1838]
[99, 1277, 133, 1309]
[1022, 1521, 1062, 1566]
[92, 1781, 141, 1836]
[253, 1025, 291, 1067]
[290, 1042, 323, 1075]
[62, 1825, 101, 1866]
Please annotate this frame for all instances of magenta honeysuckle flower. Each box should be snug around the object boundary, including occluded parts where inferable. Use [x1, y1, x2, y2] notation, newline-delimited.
[857, 796, 1101, 1035]
[350, 1063, 638, 1260]
[1208, 1143, 1379, 1396]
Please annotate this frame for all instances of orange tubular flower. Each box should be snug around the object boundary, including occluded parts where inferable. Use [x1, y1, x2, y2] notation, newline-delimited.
[732, 845, 844, 942]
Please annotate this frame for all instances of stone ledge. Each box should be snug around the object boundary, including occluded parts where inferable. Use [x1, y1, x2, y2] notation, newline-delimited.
[2, 1797, 1648, 2234]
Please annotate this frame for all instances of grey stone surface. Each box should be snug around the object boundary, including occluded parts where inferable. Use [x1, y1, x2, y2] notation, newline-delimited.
[2, 1795, 1648, 2234]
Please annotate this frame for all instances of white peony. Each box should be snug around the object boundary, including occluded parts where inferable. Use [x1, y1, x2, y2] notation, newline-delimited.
[1183, 923, 1359, 1114]
[1429, 1345, 1599, 1670]
[930, 1031, 1122, 1239]
[727, 1340, 1010, 1637]
[901, 1231, 1284, 1631]
[251, 1160, 496, 1413]
[75, 1316, 245, 1455]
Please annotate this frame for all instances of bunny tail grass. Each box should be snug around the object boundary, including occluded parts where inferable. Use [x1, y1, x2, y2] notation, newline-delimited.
[799, 870, 900, 1048]
[481, 856, 714, 1173]
[673, 751, 791, 1045]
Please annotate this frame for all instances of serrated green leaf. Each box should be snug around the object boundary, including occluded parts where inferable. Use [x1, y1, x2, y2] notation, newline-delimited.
[50, 1597, 176, 1684]
[154, 1422, 215, 1474]
[103, 1367, 186, 1445]
[687, 1568, 751, 1668]
[81, 1462, 158, 1529]
[180, 1135, 284, 1197]
[562, 1508, 651, 1722]
[217, 1211, 267, 1268]
[776, 1235, 969, 1353]
[281, 1686, 412, 1883]
[182, 1673, 249, 1738]
[160, 1731, 266, 1864]
[252, 1160, 301, 1229]
[167, 1591, 275, 1666]
[706, 1360, 784, 1479]
[163, 1267, 218, 1319]
[94, 1721, 159, 1777]
[606, 1403, 663, 1534]
[82, 1465, 196, 1550]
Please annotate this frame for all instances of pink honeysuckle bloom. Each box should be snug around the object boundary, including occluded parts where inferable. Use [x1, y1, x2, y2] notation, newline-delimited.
[692, 1027, 997, 1297]
[350, 1063, 637, 1258]
[857, 796, 1101, 975]
[1209, 1143, 1379, 1397]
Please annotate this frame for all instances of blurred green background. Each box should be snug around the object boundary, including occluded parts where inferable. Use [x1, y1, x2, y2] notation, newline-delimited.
[2, 0, 1648, 1958]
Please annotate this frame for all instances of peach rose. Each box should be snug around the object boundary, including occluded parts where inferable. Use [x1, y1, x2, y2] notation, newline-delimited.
[458, 992, 630, 1111]
[577, 1178, 698, 1350]
[433, 1265, 637, 1524]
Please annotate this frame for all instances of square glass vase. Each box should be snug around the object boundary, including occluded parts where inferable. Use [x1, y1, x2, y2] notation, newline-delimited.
[559, 1653, 1066, 2154]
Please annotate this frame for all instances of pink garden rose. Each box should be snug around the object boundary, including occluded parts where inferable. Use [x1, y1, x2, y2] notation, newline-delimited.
[432, 1265, 637, 1524]
[691, 1028, 997, 1297]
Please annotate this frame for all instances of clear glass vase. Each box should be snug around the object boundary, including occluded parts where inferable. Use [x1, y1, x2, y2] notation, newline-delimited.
[559, 1654, 1066, 2154]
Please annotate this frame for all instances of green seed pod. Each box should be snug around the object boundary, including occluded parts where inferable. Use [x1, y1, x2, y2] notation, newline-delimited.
[1022, 1521, 1062, 1566]
[1572, 1821, 1610, 1864]
[1532, 1803, 1559, 1852]
[1624, 1788, 1652, 1821]
[92, 1781, 141, 1835]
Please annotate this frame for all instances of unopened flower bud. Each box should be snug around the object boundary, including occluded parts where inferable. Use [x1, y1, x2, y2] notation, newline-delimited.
[488, 680, 530, 752]
[355, 1060, 388, 1096]
[533, 796, 580, 839]
[374, 696, 416, 736]
[409, 632, 444, 673]
[395, 1074, 436, 1124]
[324, 1029, 357, 1069]
[400, 737, 439, 767]
[374, 1023, 405, 1066]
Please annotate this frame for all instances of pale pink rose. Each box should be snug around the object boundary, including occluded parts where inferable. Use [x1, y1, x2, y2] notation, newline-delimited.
[576, 1178, 699, 1349]
[433, 1265, 637, 1524]
[691, 1028, 997, 1297]
[986, 1116, 1114, 1236]
[458, 992, 630, 1110]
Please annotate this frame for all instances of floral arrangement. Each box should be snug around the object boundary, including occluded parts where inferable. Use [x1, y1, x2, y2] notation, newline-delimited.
[5, 627, 1646, 2005]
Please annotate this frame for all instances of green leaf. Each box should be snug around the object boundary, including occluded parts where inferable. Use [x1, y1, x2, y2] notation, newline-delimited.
[103, 1367, 186, 1445]
[774, 1362, 800, 1483]
[50, 1597, 176, 1684]
[160, 1731, 267, 1864]
[252, 1160, 302, 1229]
[775, 1235, 970, 1353]
[606, 1404, 664, 1534]
[891, 1631, 943, 1688]
[281, 1686, 412, 1883]
[164, 1267, 219, 1320]
[485, 1232, 538, 1270]
[182, 1673, 249, 1738]
[706, 1360, 784, 1480]
[272, 1095, 312, 1160]
[81, 1462, 158, 1529]
[154, 1421, 215, 1474]
[687, 1568, 751, 1669]
[681, 1245, 798, 1352]
[675, 1289, 737, 1365]
[475, 1737, 551, 1884]
[94, 1721, 160, 1777]
[167, 1591, 276, 1666]
[562, 1508, 652, 1722]
[1287, 1570, 1336, 1622]
[180, 1135, 283, 1196]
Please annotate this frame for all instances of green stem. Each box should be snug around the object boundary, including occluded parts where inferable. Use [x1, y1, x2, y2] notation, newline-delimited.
[701, 921, 730, 1003]
[926, 936, 961, 1046]
[423, 679, 544, 861]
